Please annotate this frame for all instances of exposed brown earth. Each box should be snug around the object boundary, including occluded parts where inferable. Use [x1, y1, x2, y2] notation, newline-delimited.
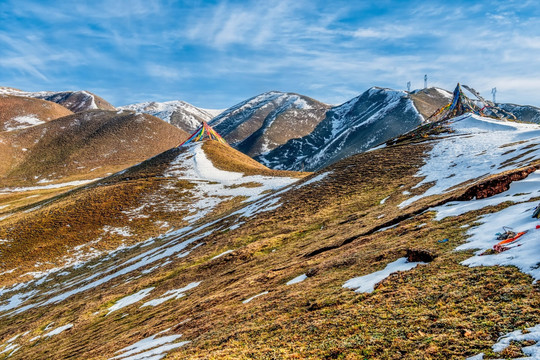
[409, 88, 452, 119]
[212, 92, 330, 157]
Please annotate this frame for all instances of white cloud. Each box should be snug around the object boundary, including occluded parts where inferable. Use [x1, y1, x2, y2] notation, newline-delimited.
[146, 64, 189, 80]
[353, 25, 419, 40]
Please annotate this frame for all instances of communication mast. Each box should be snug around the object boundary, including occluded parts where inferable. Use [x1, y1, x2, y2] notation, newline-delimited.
[491, 87, 497, 103]
[407, 81, 411, 92]
[424, 74, 428, 89]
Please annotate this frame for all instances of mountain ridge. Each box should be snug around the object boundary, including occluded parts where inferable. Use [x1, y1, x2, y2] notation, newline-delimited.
[119, 100, 221, 133]
[210, 91, 331, 156]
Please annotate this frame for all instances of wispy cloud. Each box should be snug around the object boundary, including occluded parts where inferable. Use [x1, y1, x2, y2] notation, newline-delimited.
[146, 64, 190, 80]
[1, 0, 540, 107]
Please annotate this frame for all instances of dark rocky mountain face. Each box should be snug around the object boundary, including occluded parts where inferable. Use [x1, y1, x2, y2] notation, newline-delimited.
[255, 87, 429, 171]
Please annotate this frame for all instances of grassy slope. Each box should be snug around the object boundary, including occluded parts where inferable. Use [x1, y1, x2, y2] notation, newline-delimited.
[0, 129, 538, 359]
[0, 110, 190, 227]
[0, 141, 303, 285]
[202, 141, 307, 178]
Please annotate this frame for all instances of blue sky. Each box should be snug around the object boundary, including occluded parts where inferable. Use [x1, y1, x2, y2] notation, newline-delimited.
[1, 0, 540, 109]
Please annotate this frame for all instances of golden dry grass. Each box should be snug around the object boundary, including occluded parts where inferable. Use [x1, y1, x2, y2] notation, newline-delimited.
[202, 141, 309, 178]
[0, 141, 304, 285]
[0, 136, 538, 360]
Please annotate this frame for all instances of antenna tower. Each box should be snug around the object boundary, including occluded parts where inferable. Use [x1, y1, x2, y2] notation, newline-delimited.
[491, 87, 497, 103]
[424, 74, 428, 89]
[407, 81, 411, 92]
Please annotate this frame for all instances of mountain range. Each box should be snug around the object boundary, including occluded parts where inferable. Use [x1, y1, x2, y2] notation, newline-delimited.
[0, 87, 115, 112]
[255, 87, 450, 171]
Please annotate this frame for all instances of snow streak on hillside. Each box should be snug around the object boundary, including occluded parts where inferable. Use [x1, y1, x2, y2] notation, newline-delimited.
[0, 143, 298, 318]
[163, 143, 297, 222]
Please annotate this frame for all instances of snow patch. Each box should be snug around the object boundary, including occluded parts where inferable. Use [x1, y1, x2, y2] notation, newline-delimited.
[433, 170, 540, 221]
[107, 288, 154, 315]
[44, 324, 73, 337]
[211, 250, 233, 260]
[0, 178, 101, 194]
[467, 323, 540, 360]
[399, 114, 540, 208]
[141, 282, 200, 307]
[286, 274, 307, 285]
[111, 333, 190, 360]
[457, 201, 540, 282]
[295, 171, 332, 189]
[163, 143, 297, 222]
[343, 257, 426, 293]
[4, 114, 45, 131]
[242, 291, 269, 304]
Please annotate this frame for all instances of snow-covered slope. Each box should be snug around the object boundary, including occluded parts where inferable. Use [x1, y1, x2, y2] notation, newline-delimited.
[399, 114, 540, 208]
[0, 87, 115, 112]
[119, 101, 219, 133]
[257, 87, 423, 171]
[396, 112, 540, 282]
[210, 91, 330, 156]
[159, 142, 298, 223]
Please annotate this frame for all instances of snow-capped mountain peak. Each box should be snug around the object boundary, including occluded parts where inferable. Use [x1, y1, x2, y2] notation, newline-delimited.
[119, 100, 219, 133]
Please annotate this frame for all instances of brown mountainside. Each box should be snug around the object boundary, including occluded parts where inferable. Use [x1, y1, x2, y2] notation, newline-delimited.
[0, 110, 188, 186]
[0, 95, 73, 131]
[0, 88, 116, 112]
[0, 116, 538, 359]
[211, 91, 330, 157]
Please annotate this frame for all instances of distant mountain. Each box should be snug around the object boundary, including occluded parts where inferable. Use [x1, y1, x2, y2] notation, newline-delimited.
[408, 87, 453, 117]
[0, 110, 188, 186]
[496, 103, 540, 124]
[0, 94, 73, 131]
[210, 91, 330, 157]
[119, 100, 219, 133]
[256, 87, 450, 171]
[0, 87, 115, 112]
